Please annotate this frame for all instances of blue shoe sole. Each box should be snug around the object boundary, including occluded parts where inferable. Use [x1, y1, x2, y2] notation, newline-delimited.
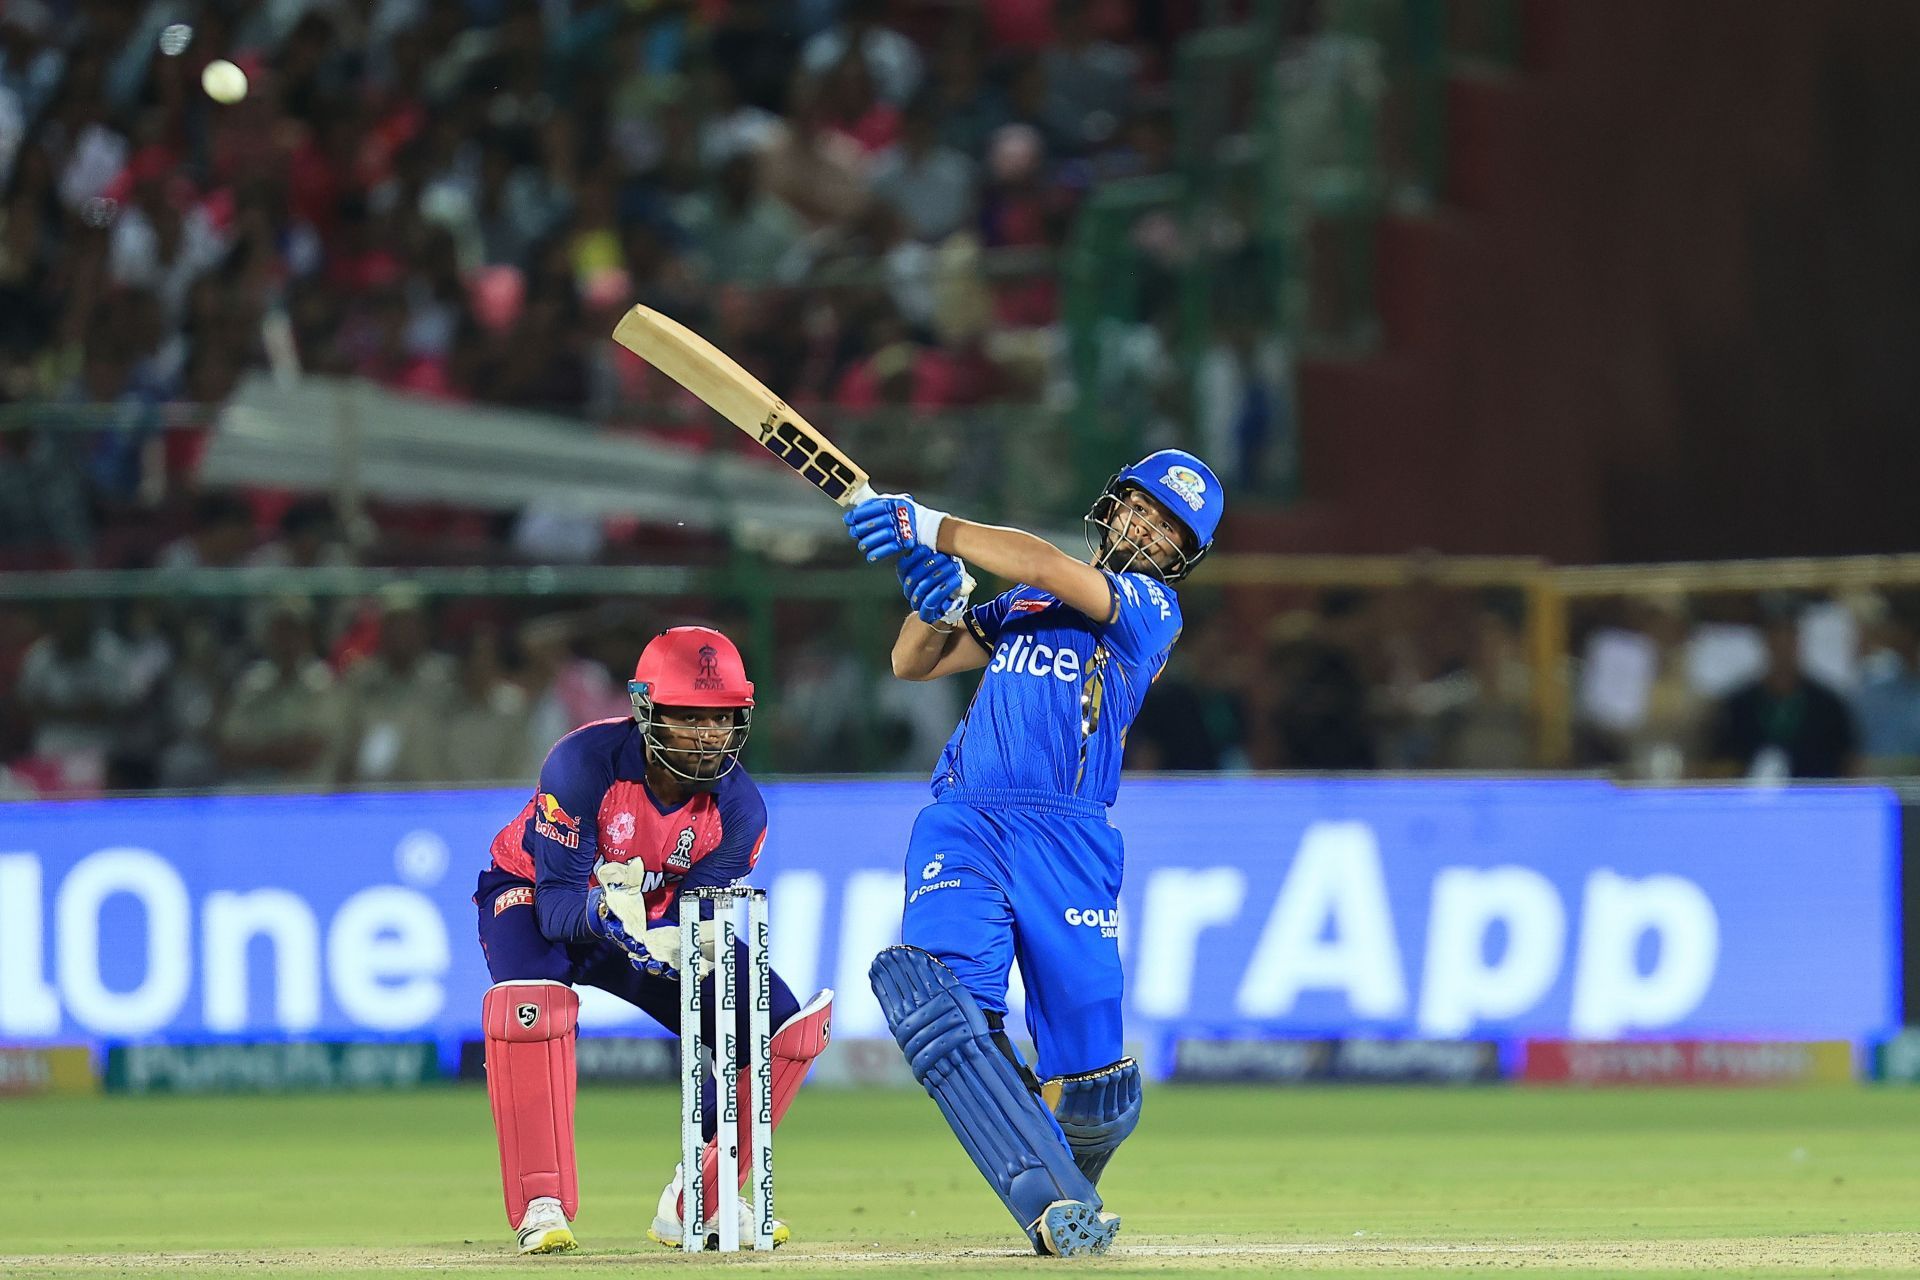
[1038, 1201, 1119, 1257]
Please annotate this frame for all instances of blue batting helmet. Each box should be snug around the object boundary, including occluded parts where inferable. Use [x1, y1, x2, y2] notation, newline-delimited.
[1084, 449, 1224, 582]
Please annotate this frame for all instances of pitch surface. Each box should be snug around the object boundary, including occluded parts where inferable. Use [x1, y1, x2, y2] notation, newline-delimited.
[3, 1084, 1916, 1277]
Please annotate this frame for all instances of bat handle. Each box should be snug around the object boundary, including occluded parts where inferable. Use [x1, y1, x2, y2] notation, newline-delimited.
[845, 481, 878, 506]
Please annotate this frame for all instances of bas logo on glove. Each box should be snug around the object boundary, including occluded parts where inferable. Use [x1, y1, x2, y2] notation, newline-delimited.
[846, 493, 949, 562]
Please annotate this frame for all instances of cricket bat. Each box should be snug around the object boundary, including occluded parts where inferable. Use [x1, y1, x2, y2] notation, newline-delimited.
[612, 305, 876, 507]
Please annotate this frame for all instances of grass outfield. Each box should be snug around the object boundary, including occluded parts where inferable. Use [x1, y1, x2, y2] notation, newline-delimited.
[2, 1085, 1917, 1278]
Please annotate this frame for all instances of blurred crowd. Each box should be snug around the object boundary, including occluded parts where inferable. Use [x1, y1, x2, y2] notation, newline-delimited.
[7, 532, 1920, 796]
[0, 0, 1232, 569]
[4, 1, 1912, 797]
[0, 490, 960, 794]
[1125, 585, 1920, 783]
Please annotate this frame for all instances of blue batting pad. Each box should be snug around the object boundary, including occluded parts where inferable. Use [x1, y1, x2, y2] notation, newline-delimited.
[1048, 1058, 1142, 1184]
[869, 945, 1101, 1245]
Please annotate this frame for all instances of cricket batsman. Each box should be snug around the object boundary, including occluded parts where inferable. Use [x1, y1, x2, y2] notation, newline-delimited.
[473, 625, 833, 1253]
[845, 450, 1223, 1256]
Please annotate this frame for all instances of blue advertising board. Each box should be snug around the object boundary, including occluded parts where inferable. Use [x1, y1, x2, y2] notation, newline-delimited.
[0, 780, 1899, 1062]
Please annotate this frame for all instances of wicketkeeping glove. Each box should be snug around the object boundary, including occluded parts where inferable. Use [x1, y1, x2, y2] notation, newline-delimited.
[642, 920, 717, 982]
[598, 862, 718, 980]
[896, 545, 975, 629]
[585, 886, 667, 974]
[845, 493, 950, 562]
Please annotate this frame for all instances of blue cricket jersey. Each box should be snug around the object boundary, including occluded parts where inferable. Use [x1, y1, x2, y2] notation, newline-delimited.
[934, 569, 1182, 809]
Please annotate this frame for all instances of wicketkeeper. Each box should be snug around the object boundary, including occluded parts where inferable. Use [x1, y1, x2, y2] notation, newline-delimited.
[846, 451, 1224, 1256]
[473, 626, 832, 1253]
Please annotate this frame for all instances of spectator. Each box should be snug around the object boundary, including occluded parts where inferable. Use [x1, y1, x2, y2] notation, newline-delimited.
[1579, 592, 1710, 779]
[156, 491, 255, 569]
[871, 664, 964, 773]
[0, 427, 92, 563]
[680, 152, 805, 286]
[707, 0, 795, 117]
[1441, 603, 1534, 771]
[769, 626, 869, 769]
[1091, 107, 1176, 182]
[869, 92, 978, 244]
[1197, 307, 1293, 494]
[219, 596, 347, 788]
[153, 613, 228, 790]
[520, 610, 633, 755]
[435, 624, 533, 784]
[14, 600, 145, 791]
[1708, 607, 1859, 779]
[820, 50, 902, 155]
[800, 0, 924, 108]
[1040, 0, 1139, 154]
[340, 587, 456, 784]
[247, 497, 354, 571]
[1851, 598, 1920, 774]
[1373, 572, 1476, 769]
[1125, 644, 1224, 771]
[759, 77, 872, 231]
[926, 28, 1010, 159]
[1268, 596, 1377, 770]
[695, 61, 783, 175]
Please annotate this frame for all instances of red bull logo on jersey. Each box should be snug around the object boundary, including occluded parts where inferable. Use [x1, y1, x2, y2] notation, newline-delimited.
[987, 634, 1082, 683]
[534, 793, 580, 849]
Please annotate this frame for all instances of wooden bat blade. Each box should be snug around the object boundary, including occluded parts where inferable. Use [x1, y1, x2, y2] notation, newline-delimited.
[612, 305, 873, 506]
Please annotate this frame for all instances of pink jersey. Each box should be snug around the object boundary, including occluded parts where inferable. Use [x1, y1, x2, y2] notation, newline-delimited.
[487, 718, 766, 942]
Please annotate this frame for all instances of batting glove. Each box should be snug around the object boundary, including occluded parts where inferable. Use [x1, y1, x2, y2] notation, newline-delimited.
[898, 545, 976, 629]
[845, 493, 950, 563]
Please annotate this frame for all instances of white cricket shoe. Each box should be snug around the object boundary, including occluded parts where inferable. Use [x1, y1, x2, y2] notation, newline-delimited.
[1036, 1200, 1121, 1257]
[515, 1196, 578, 1254]
[646, 1164, 789, 1250]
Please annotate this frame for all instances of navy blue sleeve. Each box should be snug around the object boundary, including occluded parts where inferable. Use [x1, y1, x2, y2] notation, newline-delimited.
[528, 735, 614, 944]
[661, 770, 768, 924]
[963, 588, 1022, 654]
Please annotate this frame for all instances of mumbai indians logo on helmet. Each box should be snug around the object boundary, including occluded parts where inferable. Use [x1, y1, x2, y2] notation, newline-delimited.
[695, 644, 722, 690]
[1160, 464, 1208, 512]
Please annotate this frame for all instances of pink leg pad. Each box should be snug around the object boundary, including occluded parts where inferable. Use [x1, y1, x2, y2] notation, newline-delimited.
[696, 989, 834, 1221]
[484, 981, 580, 1227]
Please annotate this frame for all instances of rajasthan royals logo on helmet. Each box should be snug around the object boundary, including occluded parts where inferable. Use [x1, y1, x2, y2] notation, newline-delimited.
[1160, 464, 1208, 513]
[694, 644, 722, 690]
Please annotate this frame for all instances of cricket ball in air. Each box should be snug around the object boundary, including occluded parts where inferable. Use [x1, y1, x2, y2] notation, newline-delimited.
[201, 59, 248, 104]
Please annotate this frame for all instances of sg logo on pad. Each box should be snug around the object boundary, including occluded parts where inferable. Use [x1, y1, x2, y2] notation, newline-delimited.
[516, 1003, 539, 1029]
